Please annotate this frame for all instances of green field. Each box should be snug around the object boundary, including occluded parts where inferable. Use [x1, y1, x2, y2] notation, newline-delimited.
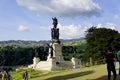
[10, 63, 120, 80]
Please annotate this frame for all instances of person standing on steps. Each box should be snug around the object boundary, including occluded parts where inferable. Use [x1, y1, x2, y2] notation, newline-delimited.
[104, 47, 117, 80]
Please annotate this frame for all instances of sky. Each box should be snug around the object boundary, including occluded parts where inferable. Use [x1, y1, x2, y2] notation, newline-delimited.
[0, 0, 120, 41]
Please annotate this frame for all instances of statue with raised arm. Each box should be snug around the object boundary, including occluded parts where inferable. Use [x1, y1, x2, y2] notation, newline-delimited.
[51, 17, 60, 43]
[52, 17, 58, 28]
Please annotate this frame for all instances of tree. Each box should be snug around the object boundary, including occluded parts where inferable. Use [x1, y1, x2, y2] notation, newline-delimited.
[84, 27, 120, 63]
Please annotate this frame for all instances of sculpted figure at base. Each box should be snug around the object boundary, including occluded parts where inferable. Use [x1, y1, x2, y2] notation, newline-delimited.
[47, 43, 55, 58]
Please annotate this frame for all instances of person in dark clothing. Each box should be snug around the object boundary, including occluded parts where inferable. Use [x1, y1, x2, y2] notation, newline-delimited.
[5, 71, 11, 80]
[105, 47, 117, 80]
[22, 70, 28, 80]
[0, 71, 2, 80]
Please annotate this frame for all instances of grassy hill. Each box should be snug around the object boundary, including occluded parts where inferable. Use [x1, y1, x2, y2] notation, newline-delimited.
[10, 63, 120, 80]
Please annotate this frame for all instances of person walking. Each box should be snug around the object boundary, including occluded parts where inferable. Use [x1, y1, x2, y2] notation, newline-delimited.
[104, 47, 117, 80]
[22, 72, 25, 80]
[24, 70, 28, 80]
[5, 71, 11, 80]
[0, 72, 2, 80]
[22, 70, 28, 80]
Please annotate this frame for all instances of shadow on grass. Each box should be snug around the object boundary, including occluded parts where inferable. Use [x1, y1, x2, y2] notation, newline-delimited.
[46, 70, 94, 80]
[95, 75, 120, 80]
[87, 75, 118, 80]
[94, 75, 107, 80]
[86, 76, 107, 80]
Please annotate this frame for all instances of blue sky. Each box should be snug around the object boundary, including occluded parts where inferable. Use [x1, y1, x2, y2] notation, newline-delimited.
[0, 0, 120, 41]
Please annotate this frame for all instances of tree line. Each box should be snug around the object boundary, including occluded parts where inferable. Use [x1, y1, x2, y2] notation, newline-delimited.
[0, 45, 85, 66]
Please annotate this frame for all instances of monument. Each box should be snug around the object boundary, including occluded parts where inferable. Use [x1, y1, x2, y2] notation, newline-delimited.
[47, 17, 64, 62]
[28, 17, 80, 71]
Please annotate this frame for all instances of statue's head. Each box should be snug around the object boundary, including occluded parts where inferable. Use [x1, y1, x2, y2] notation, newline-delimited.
[52, 17, 57, 21]
[52, 17, 58, 28]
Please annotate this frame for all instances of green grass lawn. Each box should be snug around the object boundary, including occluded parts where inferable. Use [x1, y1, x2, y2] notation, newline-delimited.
[10, 63, 120, 80]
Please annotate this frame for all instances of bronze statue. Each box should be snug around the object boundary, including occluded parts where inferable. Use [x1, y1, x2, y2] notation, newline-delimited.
[51, 28, 59, 40]
[51, 17, 60, 43]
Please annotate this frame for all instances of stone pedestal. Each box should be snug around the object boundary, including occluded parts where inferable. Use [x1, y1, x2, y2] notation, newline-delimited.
[71, 57, 80, 69]
[33, 57, 40, 68]
[47, 43, 64, 62]
[34, 43, 73, 71]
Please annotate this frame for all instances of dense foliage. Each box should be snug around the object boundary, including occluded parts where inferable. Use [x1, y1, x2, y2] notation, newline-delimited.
[84, 27, 120, 63]
[0, 46, 48, 66]
[0, 41, 85, 66]
[62, 45, 85, 60]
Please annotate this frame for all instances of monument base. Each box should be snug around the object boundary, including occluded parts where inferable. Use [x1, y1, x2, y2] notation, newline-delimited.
[28, 43, 81, 71]
[71, 57, 80, 69]
[28, 58, 81, 71]
[34, 58, 73, 71]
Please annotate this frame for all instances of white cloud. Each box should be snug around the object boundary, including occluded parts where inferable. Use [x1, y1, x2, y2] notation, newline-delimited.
[57, 24, 86, 39]
[38, 24, 87, 39]
[96, 23, 116, 30]
[106, 23, 116, 30]
[97, 24, 103, 28]
[18, 25, 32, 32]
[37, 22, 115, 39]
[16, 0, 101, 17]
[114, 15, 119, 19]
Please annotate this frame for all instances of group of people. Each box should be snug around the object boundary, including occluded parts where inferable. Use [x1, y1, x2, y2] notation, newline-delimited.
[104, 47, 120, 80]
[0, 70, 28, 80]
[0, 70, 11, 80]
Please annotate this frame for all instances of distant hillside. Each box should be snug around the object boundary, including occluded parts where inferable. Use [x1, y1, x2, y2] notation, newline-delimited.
[63, 39, 86, 46]
[61, 38, 85, 42]
[0, 40, 49, 46]
[0, 38, 85, 46]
